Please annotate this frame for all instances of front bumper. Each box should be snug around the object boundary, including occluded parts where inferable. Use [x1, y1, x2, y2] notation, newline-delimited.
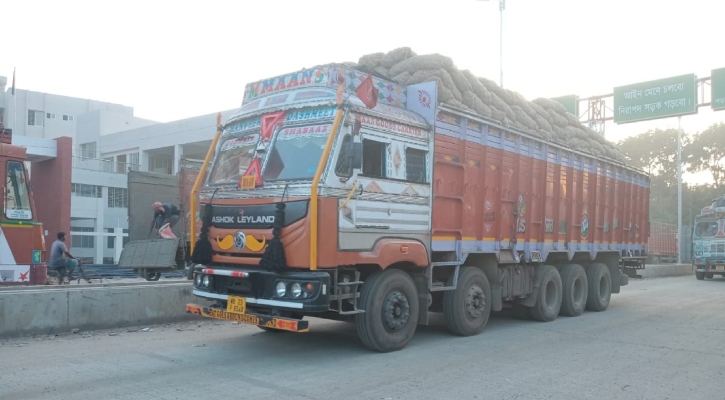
[186, 304, 309, 332]
[191, 267, 331, 313]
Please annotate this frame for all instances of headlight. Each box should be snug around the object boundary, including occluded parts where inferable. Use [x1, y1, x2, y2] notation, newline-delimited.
[202, 275, 211, 288]
[194, 274, 202, 287]
[291, 282, 302, 298]
[276, 281, 286, 297]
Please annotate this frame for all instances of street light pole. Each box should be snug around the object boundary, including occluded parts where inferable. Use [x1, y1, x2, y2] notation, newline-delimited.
[478, 0, 506, 88]
[499, 0, 505, 88]
[677, 116, 683, 264]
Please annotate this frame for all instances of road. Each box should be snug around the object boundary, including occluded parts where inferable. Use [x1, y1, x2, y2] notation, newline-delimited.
[1, 275, 724, 400]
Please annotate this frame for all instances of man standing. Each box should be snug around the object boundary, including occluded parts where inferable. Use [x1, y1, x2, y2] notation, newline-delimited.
[50, 232, 80, 285]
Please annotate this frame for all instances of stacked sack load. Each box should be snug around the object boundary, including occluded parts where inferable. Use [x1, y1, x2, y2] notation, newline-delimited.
[351, 47, 624, 162]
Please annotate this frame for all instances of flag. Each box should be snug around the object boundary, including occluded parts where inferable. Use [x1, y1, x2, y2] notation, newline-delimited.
[240, 157, 262, 188]
[11, 67, 15, 95]
[355, 74, 379, 109]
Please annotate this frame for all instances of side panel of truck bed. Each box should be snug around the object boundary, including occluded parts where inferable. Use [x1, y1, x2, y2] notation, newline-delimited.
[430, 108, 650, 261]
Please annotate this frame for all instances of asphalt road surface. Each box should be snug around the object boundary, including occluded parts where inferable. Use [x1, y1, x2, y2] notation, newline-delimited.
[2, 275, 724, 400]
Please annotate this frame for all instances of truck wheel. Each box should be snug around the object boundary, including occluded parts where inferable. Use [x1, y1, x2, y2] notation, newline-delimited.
[585, 263, 611, 312]
[529, 265, 563, 322]
[443, 266, 492, 336]
[356, 269, 419, 353]
[695, 271, 705, 280]
[559, 264, 588, 317]
[144, 270, 161, 282]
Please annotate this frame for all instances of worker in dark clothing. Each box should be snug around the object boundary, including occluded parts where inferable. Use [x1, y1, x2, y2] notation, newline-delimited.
[151, 201, 181, 231]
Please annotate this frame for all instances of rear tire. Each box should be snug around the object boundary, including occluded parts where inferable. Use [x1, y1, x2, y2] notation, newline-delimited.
[443, 267, 492, 336]
[356, 269, 419, 352]
[560, 264, 588, 317]
[586, 263, 611, 312]
[695, 271, 705, 280]
[529, 265, 562, 322]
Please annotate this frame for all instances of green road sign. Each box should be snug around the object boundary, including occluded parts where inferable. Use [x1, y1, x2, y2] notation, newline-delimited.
[613, 74, 697, 123]
[551, 95, 579, 116]
[712, 68, 725, 111]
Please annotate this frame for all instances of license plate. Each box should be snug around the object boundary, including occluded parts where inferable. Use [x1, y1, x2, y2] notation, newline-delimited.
[716, 265, 725, 271]
[226, 296, 246, 314]
[240, 176, 256, 189]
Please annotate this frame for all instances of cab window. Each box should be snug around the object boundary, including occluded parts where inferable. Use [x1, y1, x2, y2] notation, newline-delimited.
[362, 139, 387, 178]
[5, 161, 33, 220]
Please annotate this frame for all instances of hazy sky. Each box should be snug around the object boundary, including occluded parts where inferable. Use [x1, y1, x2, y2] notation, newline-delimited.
[2, 0, 724, 146]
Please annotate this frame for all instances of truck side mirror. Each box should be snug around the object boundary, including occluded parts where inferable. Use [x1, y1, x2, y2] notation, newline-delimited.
[350, 142, 363, 170]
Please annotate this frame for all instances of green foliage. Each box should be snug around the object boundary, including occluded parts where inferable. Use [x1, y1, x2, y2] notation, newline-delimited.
[686, 122, 725, 189]
[617, 123, 724, 226]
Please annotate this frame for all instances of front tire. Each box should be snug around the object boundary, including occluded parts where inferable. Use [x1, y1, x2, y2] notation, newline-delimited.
[695, 271, 705, 280]
[586, 263, 611, 311]
[529, 265, 563, 322]
[356, 269, 419, 352]
[443, 267, 492, 336]
[560, 264, 588, 317]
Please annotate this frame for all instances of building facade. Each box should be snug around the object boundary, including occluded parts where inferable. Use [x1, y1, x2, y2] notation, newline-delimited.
[1, 75, 235, 264]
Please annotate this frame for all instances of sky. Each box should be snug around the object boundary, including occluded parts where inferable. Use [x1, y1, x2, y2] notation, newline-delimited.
[1, 0, 723, 154]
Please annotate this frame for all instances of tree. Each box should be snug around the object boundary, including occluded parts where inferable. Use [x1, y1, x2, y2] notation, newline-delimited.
[617, 128, 689, 188]
[686, 122, 725, 189]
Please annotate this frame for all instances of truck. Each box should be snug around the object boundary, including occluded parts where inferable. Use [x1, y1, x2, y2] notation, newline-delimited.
[647, 222, 678, 264]
[118, 159, 202, 281]
[0, 128, 51, 285]
[693, 194, 725, 280]
[185, 62, 650, 352]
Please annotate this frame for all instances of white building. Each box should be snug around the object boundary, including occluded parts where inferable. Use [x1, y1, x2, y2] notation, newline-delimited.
[1, 75, 235, 264]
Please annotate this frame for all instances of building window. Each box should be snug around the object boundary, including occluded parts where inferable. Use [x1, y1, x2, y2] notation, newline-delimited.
[102, 157, 114, 172]
[128, 152, 140, 171]
[149, 154, 172, 174]
[362, 139, 387, 178]
[79, 142, 97, 159]
[63, 115, 74, 122]
[27, 110, 44, 127]
[46, 112, 56, 119]
[108, 187, 128, 208]
[123, 229, 129, 247]
[405, 147, 427, 183]
[102, 257, 115, 265]
[70, 227, 95, 248]
[71, 183, 102, 198]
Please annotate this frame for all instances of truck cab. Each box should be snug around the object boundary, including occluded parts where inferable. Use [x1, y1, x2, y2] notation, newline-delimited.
[693, 200, 725, 280]
[0, 137, 46, 284]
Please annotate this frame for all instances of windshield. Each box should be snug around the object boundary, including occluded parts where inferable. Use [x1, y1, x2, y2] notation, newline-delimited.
[263, 124, 331, 181]
[209, 133, 259, 185]
[695, 221, 720, 238]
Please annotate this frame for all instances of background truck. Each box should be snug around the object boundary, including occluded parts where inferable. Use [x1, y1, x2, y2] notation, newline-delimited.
[0, 129, 60, 285]
[693, 194, 725, 280]
[185, 49, 650, 352]
[118, 159, 202, 281]
[647, 222, 679, 264]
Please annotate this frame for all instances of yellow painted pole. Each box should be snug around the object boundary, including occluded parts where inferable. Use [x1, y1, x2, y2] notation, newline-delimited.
[309, 83, 345, 270]
[190, 112, 223, 256]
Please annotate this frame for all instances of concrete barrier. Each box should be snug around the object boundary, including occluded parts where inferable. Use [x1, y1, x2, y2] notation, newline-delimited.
[0, 283, 210, 339]
[638, 264, 694, 279]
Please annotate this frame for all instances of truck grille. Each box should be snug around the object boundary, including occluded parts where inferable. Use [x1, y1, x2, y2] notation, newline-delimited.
[711, 243, 725, 254]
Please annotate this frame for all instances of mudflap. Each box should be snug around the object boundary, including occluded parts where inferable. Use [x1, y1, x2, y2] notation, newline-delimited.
[186, 304, 309, 332]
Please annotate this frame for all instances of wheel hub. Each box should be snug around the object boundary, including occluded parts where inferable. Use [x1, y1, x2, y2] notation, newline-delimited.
[465, 285, 486, 318]
[382, 290, 410, 332]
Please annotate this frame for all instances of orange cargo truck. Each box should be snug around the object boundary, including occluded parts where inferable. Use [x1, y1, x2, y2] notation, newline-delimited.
[185, 65, 650, 352]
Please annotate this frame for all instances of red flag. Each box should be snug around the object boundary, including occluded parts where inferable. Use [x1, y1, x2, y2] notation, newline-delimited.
[260, 111, 286, 141]
[355, 74, 379, 109]
[11, 67, 15, 95]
